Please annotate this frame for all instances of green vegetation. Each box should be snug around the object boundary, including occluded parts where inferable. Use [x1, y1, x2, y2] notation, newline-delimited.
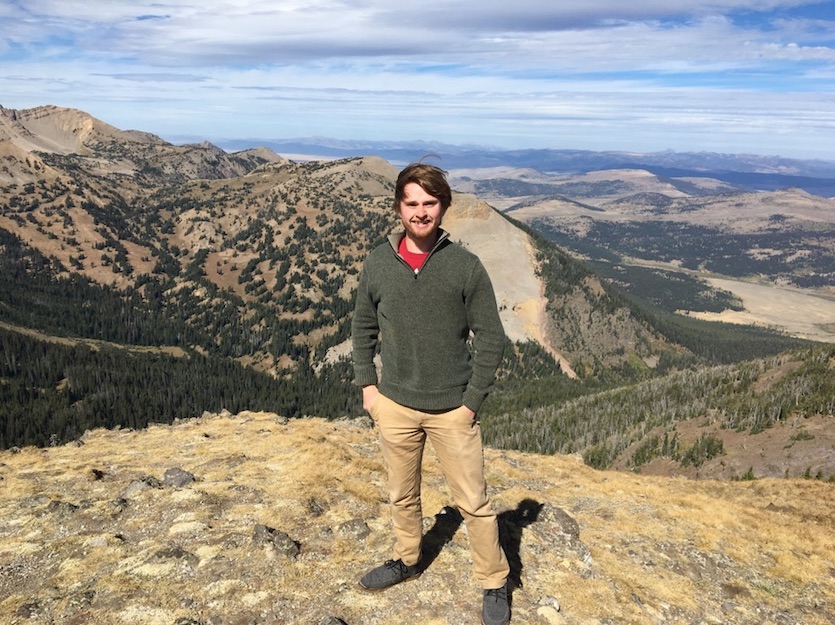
[473, 177, 632, 199]
[680, 433, 724, 467]
[586, 262, 743, 314]
[524, 218, 816, 364]
[2, 152, 833, 473]
[531, 217, 835, 289]
[0, 327, 361, 449]
[481, 345, 835, 469]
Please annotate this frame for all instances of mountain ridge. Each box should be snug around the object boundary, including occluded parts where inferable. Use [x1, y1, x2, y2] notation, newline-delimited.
[0, 104, 669, 379]
[1, 104, 831, 482]
[212, 135, 835, 195]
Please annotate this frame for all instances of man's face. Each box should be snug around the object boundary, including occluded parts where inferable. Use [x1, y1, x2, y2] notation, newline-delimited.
[398, 182, 445, 245]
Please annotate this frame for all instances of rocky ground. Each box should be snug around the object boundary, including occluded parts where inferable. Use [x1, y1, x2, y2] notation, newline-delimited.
[1, 411, 833, 625]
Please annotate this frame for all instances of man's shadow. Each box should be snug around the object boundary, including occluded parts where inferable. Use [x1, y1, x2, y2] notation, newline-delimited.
[419, 498, 544, 598]
[498, 498, 544, 592]
[419, 505, 464, 569]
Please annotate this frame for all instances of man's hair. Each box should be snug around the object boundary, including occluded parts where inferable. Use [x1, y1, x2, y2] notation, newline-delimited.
[393, 161, 452, 212]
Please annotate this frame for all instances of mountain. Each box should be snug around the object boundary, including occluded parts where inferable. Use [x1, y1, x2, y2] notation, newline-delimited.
[0, 105, 282, 185]
[214, 136, 835, 196]
[0, 105, 830, 480]
[0, 105, 685, 378]
[479, 167, 835, 343]
[1, 412, 833, 625]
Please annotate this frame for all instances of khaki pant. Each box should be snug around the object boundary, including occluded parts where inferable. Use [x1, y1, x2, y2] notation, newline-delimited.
[369, 393, 509, 589]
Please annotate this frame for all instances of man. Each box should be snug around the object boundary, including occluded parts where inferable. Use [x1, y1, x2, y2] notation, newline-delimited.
[351, 161, 511, 625]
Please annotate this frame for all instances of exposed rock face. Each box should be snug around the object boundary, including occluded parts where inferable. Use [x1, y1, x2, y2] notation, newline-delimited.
[0, 104, 285, 184]
[1, 412, 833, 624]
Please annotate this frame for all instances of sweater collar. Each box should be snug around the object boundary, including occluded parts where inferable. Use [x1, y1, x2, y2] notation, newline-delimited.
[387, 228, 450, 255]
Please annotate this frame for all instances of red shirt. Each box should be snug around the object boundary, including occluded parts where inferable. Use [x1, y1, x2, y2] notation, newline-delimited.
[398, 236, 429, 272]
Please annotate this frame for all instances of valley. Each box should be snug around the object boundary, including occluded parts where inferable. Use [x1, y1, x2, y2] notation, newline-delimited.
[453, 167, 835, 343]
[1, 105, 833, 482]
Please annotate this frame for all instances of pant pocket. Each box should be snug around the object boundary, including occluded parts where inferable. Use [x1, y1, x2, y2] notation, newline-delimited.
[367, 391, 384, 422]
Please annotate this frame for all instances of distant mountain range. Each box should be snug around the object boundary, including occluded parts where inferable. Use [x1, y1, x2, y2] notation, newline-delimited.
[214, 137, 835, 196]
[2, 104, 833, 482]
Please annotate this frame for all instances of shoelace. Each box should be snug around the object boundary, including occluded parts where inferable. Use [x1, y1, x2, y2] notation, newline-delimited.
[385, 559, 410, 575]
[484, 587, 507, 602]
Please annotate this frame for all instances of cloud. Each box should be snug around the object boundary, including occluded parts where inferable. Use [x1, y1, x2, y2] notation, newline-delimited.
[1, 0, 833, 159]
[5, 0, 830, 66]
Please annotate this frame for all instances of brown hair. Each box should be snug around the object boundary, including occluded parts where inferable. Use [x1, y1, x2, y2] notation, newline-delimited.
[393, 160, 452, 212]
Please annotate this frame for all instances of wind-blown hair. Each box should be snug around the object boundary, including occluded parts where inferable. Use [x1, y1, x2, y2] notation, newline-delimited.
[393, 160, 452, 212]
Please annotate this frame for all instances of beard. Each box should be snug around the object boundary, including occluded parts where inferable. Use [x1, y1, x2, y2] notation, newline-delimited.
[402, 216, 442, 243]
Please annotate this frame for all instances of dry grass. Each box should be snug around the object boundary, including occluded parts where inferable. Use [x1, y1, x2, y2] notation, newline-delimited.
[685, 278, 835, 343]
[1, 412, 834, 625]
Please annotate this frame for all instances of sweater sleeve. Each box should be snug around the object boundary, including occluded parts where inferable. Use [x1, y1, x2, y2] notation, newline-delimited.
[351, 263, 380, 388]
[462, 260, 506, 413]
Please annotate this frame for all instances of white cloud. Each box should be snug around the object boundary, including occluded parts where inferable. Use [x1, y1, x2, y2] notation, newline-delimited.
[1, 0, 833, 159]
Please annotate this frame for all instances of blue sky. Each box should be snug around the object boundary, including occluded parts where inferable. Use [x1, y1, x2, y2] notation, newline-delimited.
[1, 0, 834, 160]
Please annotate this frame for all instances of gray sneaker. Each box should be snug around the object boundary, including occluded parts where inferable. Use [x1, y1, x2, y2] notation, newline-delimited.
[482, 584, 510, 625]
[358, 559, 421, 591]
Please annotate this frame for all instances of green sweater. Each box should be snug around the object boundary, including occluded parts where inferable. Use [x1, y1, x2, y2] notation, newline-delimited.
[351, 229, 505, 413]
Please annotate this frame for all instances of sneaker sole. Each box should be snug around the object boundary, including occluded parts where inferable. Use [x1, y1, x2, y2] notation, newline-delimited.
[357, 572, 421, 592]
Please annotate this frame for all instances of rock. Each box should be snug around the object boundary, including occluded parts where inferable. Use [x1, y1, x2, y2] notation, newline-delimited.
[46, 499, 79, 518]
[353, 416, 374, 429]
[163, 467, 196, 488]
[308, 497, 327, 517]
[537, 605, 566, 624]
[336, 519, 370, 540]
[318, 617, 348, 625]
[154, 545, 200, 568]
[119, 474, 163, 498]
[16, 602, 41, 618]
[538, 504, 580, 540]
[107, 497, 129, 516]
[252, 524, 300, 559]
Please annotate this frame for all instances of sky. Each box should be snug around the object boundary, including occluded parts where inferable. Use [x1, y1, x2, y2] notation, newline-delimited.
[1, 0, 835, 161]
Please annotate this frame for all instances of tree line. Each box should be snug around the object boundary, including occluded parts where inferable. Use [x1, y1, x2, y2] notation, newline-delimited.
[0, 327, 362, 450]
[481, 344, 835, 471]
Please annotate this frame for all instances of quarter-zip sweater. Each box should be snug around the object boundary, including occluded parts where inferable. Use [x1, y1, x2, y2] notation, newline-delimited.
[351, 228, 506, 413]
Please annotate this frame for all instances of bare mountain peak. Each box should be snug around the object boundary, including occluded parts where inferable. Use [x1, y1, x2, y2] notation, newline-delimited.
[182, 140, 225, 154]
[0, 104, 289, 184]
[0, 104, 125, 155]
[234, 145, 285, 162]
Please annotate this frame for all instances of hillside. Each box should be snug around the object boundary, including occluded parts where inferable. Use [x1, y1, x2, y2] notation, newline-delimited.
[1, 105, 628, 372]
[0, 107, 686, 429]
[1, 104, 830, 478]
[485, 345, 835, 480]
[465, 167, 835, 343]
[1, 413, 834, 625]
